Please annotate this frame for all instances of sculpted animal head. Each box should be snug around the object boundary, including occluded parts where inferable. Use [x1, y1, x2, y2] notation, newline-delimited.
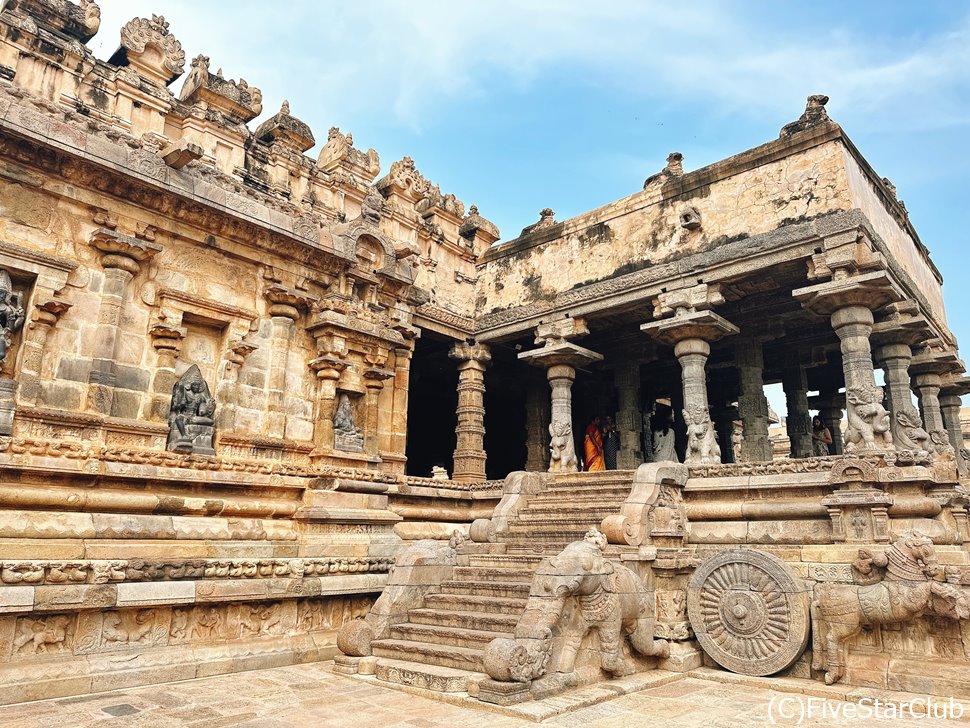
[888, 531, 940, 580]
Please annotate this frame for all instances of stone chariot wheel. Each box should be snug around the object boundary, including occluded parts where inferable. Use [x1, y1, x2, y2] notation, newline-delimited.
[687, 549, 810, 676]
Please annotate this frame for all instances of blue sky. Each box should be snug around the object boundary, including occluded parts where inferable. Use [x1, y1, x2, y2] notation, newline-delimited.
[93, 2, 970, 387]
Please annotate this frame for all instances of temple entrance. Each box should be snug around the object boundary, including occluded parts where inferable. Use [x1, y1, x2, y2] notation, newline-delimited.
[404, 333, 458, 477]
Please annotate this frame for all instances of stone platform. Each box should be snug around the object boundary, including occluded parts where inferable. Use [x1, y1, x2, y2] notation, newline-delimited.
[4, 661, 970, 727]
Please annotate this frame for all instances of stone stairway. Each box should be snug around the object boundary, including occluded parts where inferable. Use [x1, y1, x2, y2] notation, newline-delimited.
[367, 470, 636, 692]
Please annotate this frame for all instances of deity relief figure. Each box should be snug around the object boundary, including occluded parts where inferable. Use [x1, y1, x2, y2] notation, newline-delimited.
[333, 393, 364, 452]
[684, 403, 720, 464]
[844, 385, 892, 451]
[0, 270, 25, 366]
[167, 365, 216, 455]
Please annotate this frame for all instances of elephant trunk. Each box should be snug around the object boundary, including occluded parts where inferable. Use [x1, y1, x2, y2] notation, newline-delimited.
[483, 595, 564, 683]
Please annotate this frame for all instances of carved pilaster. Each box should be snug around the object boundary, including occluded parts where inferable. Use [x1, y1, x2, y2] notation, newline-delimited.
[144, 322, 185, 421]
[449, 341, 491, 482]
[309, 355, 348, 458]
[86, 229, 161, 416]
[363, 366, 393, 459]
[263, 284, 315, 439]
[16, 299, 72, 408]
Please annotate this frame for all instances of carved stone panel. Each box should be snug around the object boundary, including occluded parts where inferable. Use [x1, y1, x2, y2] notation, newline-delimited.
[167, 364, 216, 455]
[687, 549, 811, 676]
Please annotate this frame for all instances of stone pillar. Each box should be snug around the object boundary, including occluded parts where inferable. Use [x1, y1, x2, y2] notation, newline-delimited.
[816, 392, 845, 456]
[547, 364, 579, 472]
[939, 392, 964, 453]
[16, 300, 72, 407]
[735, 338, 772, 462]
[795, 268, 902, 452]
[518, 318, 603, 474]
[449, 342, 491, 482]
[782, 358, 812, 459]
[831, 305, 893, 450]
[86, 229, 161, 415]
[673, 338, 720, 464]
[711, 404, 738, 464]
[874, 343, 914, 440]
[614, 360, 643, 469]
[524, 371, 550, 472]
[265, 313, 297, 439]
[913, 373, 946, 440]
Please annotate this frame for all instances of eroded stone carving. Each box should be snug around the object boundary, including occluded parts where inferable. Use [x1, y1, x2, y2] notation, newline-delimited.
[844, 385, 892, 451]
[548, 419, 577, 472]
[118, 15, 186, 83]
[895, 405, 933, 452]
[336, 535, 462, 657]
[687, 549, 811, 676]
[0, 270, 25, 365]
[483, 528, 667, 683]
[333, 393, 364, 452]
[811, 531, 970, 684]
[167, 365, 216, 455]
[684, 403, 720, 464]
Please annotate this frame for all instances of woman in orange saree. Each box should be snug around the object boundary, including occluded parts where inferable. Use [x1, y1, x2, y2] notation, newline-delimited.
[583, 417, 605, 471]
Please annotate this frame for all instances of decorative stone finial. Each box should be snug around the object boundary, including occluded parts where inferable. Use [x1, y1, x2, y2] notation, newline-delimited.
[112, 14, 185, 85]
[518, 208, 558, 237]
[254, 100, 315, 152]
[780, 94, 833, 137]
[459, 204, 500, 244]
[665, 152, 684, 176]
[179, 54, 263, 122]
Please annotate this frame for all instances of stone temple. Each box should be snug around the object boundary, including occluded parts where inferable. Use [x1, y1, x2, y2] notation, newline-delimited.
[0, 1, 969, 715]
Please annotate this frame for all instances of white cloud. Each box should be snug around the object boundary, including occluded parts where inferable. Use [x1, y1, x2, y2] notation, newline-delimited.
[90, 1, 970, 140]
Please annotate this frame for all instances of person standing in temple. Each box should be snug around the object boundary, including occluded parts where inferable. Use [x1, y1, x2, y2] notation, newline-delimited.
[812, 415, 833, 456]
[583, 416, 605, 471]
[653, 410, 678, 462]
[602, 415, 619, 470]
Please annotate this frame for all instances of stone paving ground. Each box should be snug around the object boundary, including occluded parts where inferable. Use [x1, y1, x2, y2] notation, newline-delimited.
[0, 663, 967, 728]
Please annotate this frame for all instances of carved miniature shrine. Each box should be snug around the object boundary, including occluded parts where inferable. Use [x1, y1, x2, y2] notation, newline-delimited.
[0, 0, 968, 713]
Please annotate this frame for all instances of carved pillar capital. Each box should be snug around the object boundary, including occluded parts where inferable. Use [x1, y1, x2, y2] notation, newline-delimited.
[89, 228, 161, 275]
[449, 340, 491, 368]
[264, 283, 317, 320]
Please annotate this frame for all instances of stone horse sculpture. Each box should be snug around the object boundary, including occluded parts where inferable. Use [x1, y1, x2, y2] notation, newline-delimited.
[484, 528, 667, 683]
[811, 531, 970, 685]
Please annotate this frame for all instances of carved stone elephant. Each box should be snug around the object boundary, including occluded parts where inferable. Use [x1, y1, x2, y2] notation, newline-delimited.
[484, 528, 667, 682]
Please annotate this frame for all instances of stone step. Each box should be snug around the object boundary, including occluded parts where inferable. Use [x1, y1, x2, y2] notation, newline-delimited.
[423, 592, 528, 614]
[526, 488, 630, 508]
[465, 553, 545, 569]
[390, 623, 511, 649]
[453, 566, 533, 583]
[506, 522, 602, 535]
[532, 487, 632, 500]
[515, 512, 618, 525]
[371, 638, 483, 671]
[525, 497, 630, 510]
[439, 580, 531, 598]
[374, 658, 484, 693]
[408, 608, 520, 632]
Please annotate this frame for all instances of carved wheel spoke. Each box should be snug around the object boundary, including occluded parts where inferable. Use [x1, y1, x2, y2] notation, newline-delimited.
[688, 549, 810, 676]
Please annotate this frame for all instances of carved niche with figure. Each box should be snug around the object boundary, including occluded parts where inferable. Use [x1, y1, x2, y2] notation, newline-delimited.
[167, 365, 216, 455]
